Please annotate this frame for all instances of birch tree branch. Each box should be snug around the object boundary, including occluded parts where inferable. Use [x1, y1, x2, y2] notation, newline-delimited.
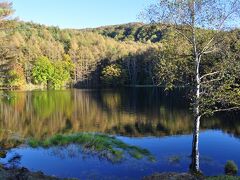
[200, 71, 219, 80]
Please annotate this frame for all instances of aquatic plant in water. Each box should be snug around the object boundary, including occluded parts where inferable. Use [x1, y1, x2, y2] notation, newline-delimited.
[28, 133, 155, 163]
[225, 161, 238, 176]
[168, 155, 181, 165]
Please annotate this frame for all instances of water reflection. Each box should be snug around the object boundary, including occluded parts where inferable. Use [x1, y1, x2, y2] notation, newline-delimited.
[1, 131, 240, 179]
[0, 88, 239, 145]
[0, 88, 239, 179]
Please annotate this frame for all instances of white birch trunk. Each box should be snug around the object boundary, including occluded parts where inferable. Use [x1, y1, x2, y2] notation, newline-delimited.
[191, 56, 201, 173]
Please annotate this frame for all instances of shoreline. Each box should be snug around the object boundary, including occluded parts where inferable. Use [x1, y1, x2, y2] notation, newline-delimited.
[0, 84, 188, 91]
[144, 173, 240, 180]
[0, 167, 238, 180]
[0, 166, 62, 180]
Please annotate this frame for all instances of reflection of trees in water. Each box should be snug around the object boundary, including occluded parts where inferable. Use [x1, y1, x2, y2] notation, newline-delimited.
[201, 113, 240, 137]
[97, 88, 194, 136]
[0, 89, 238, 146]
[0, 91, 74, 140]
[32, 91, 73, 119]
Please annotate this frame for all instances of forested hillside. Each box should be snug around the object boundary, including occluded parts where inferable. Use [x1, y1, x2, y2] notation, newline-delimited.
[0, 21, 239, 89]
[89, 23, 164, 43]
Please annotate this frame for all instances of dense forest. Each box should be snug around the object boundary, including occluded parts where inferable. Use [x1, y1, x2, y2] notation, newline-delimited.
[0, 21, 239, 89]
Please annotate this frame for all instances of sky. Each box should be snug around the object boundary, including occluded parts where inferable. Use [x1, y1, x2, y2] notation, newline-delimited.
[10, 0, 155, 29]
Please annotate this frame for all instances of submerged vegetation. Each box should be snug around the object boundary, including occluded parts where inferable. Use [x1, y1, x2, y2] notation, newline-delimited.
[225, 161, 238, 176]
[28, 133, 155, 162]
[168, 155, 181, 165]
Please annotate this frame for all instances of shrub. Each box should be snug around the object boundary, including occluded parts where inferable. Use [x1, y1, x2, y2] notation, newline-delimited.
[225, 160, 238, 176]
[101, 64, 126, 86]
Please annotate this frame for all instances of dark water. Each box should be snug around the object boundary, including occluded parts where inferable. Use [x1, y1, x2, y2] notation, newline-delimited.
[0, 88, 239, 179]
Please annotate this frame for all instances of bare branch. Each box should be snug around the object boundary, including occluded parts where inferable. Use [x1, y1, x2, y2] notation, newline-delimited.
[202, 107, 240, 116]
[212, 107, 239, 113]
[200, 71, 219, 80]
[174, 28, 192, 44]
[200, 0, 240, 55]
[202, 49, 217, 54]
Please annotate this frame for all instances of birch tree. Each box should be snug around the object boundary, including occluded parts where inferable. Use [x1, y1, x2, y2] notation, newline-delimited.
[143, 0, 240, 173]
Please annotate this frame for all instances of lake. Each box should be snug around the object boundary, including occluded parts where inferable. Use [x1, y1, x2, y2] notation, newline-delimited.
[0, 88, 239, 179]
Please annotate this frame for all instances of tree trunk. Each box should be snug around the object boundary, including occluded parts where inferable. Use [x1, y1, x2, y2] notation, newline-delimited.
[191, 114, 201, 173]
[191, 56, 201, 173]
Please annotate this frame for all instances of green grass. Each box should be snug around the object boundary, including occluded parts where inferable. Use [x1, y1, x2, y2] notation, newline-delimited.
[28, 133, 155, 162]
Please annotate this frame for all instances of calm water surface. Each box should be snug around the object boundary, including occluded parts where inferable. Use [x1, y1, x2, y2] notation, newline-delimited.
[0, 88, 239, 179]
